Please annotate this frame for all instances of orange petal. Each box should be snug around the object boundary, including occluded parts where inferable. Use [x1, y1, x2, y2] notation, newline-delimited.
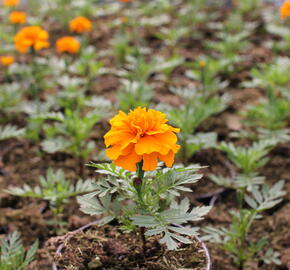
[142, 152, 158, 171]
[114, 150, 142, 172]
[159, 151, 175, 167]
[104, 130, 135, 147]
[153, 131, 178, 155]
[106, 145, 122, 160]
[135, 135, 161, 155]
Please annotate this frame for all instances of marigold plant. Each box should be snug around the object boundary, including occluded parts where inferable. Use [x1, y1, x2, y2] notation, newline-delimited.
[280, 0, 290, 19]
[56, 36, 80, 54]
[14, 26, 50, 53]
[69, 16, 92, 33]
[3, 0, 19, 7]
[0, 56, 14, 67]
[104, 107, 180, 171]
[9, 11, 27, 24]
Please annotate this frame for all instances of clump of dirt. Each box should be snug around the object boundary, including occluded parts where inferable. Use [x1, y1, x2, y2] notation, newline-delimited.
[54, 225, 207, 270]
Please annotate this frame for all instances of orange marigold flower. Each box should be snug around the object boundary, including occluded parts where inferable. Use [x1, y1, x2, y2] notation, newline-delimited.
[14, 26, 50, 54]
[56, 36, 80, 54]
[69, 16, 92, 33]
[9, 11, 27, 24]
[0, 56, 14, 67]
[3, 0, 19, 7]
[280, 0, 290, 19]
[118, 0, 132, 2]
[104, 107, 180, 172]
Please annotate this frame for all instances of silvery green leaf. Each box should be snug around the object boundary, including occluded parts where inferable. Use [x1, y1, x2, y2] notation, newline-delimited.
[159, 232, 179, 250]
[0, 125, 26, 141]
[244, 195, 258, 209]
[145, 227, 165, 236]
[168, 226, 199, 236]
[131, 215, 158, 227]
[41, 138, 71, 153]
[171, 234, 192, 244]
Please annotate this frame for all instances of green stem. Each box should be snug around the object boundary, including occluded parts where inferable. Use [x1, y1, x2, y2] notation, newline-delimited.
[137, 161, 144, 180]
[134, 161, 147, 255]
[200, 66, 206, 99]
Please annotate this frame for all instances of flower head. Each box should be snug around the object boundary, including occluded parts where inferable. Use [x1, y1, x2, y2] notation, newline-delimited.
[199, 60, 206, 68]
[9, 11, 27, 24]
[56, 36, 80, 54]
[118, 0, 132, 2]
[280, 1, 290, 19]
[3, 0, 19, 7]
[69, 16, 92, 33]
[14, 26, 49, 53]
[0, 56, 14, 67]
[104, 107, 180, 172]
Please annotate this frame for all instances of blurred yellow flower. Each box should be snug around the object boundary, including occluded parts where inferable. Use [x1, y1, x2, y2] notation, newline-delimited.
[104, 107, 180, 172]
[14, 26, 50, 53]
[69, 16, 92, 33]
[9, 11, 27, 24]
[3, 0, 19, 7]
[0, 56, 15, 67]
[56, 36, 80, 54]
[199, 60, 206, 68]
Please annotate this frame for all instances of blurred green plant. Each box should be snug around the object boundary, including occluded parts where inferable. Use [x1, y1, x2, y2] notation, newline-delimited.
[38, 109, 102, 175]
[0, 231, 38, 270]
[165, 86, 229, 164]
[5, 168, 93, 232]
[203, 180, 285, 270]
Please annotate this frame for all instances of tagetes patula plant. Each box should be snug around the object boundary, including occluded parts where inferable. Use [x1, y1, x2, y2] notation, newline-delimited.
[78, 107, 211, 252]
[280, 0, 290, 19]
[104, 107, 180, 172]
[56, 36, 80, 54]
[69, 16, 92, 34]
[9, 11, 26, 24]
[14, 26, 50, 53]
[3, 0, 19, 7]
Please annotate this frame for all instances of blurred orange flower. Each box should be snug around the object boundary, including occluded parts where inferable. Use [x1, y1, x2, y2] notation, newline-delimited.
[14, 26, 50, 53]
[69, 16, 92, 33]
[104, 107, 180, 172]
[280, 1, 290, 19]
[118, 0, 132, 2]
[0, 56, 14, 67]
[3, 0, 19, 7]
[9, 11, 27, 24]
[120, 16, 129, 23]
[56, 36, 80, 54]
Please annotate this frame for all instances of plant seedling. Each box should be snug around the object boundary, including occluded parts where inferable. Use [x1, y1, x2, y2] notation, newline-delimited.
[0, 231, 38, 270]
[4, 168, 94, 233]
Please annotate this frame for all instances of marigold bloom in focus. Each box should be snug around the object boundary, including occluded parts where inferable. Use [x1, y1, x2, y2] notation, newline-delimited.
[9, 11, 27, 24]
[3, 0, 19, 7]
[69, 16, 92, 33]
[14, 26, 50, 53]
[0, 56, 14, 67]
[56, 36, 80, 54]
[104, 107, 180, 172]
[280, 1, 290, 19]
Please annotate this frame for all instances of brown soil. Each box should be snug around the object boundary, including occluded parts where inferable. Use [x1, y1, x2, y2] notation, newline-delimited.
[53, 224, 207, 270]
